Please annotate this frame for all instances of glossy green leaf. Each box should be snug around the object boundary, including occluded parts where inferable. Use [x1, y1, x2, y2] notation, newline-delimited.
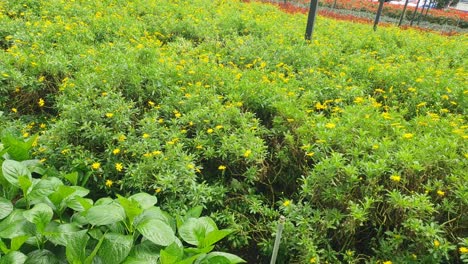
[160, 242, 183, 264]
[97, 233, 133, 264]
[0, 250, 27, 264]
[178, 217, 217, 246]
[0, 197, 13, 220]
[10, 235, 29, 252]
[205, 252, 246, 263]
[201, 229, 233, 248]
[0, 210, 34, 239]
[136, 218, 175, 246]
[2, 160, 31, 187]
[86, 203, 125, 226]
[129, 193, 157, 210]
[23, 203, 54, 234]
[24, 249, 59, 264]
[64, 230, 88, 263]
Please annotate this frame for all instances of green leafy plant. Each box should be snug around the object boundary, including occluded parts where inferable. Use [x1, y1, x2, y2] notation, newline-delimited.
[0, 134, 245, 264]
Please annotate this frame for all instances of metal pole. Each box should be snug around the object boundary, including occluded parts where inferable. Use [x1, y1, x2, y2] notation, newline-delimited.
[417, 0, 428, 25]
[270, 216, 286, 264]
[398, 0, 410, 26]
[373, 0, 385, 31]
[410, 0, 422, 25]
[305, 0, 319, 41]
[423, 0, 432, 17]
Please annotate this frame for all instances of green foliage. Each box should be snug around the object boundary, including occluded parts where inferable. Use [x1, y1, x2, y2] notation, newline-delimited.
[0, 135, 244, 263]
[1, 0, 467, 262]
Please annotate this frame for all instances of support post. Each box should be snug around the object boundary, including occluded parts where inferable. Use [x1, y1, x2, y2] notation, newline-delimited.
[305, 0, 319, 41]
[270, 216, 286, 264]
[410, 0, 422, 25]
[417, 0, 428, 25]
[398, 0, 410, 26]
[373, 0, 385, 31]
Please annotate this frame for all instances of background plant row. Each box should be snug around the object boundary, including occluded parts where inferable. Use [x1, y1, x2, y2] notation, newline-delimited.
[0, 0, 467, 262]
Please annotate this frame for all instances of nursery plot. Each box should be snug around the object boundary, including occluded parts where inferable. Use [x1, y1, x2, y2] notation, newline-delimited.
[0, 0, 467, 262]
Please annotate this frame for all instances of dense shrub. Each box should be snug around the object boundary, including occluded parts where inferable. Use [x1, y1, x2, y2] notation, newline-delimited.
[1, 0, 467, 262]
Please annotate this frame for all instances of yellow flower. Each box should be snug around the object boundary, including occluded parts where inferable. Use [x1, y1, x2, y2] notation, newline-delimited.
[309, 257, 316, 263]
[38, 98, 45, 107]
[148, 100, 155, 106]
[402, 133, 414, 139]
[113, 148, 120, 155]
[142, 133, 150, 139]
[215, 125, 223, 130]
[390, 175, 401, 182]
[434, 239, 440, 248]
[315, 102, 326, 110]
[105, 113, 114, 118]
[325, 123, 336, 129]
[23, 132, 29, 138]
[354, 97, 364, 104]
[218, 165, 226, 171]
[283, 200, 291, 207]
[155, 188, 162, 193]
[11, 108, 17, 113]
[382, 261, 392, 264]
[437, 190, 445, 197]
[115, 163, 123, 172]
[91, 162, 101, 170]
[460, 247, 468, 254]
[105, 179, 113, 188]
[207, 128, 214, 134]
[243, 150, 252, 158]
[118, 134, 127, 142]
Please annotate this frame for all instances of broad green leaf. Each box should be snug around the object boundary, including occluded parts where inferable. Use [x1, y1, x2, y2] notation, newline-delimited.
[10, 235, 29, 251]
[24, 249, 59, 264]
[48, 185, 76, 211]
[160, 242, 183, 264]
[122, 257, 152, 264]
[178, 217, 217, 246]
[0, 197, 13, 220]
[136, 218, 175, 246]
[96, 233, 133, 264]
[23, 203, 54, 234]
[18, 175, 32, 196]
[0, 239, 8, 254]
[129, 193, 157, 210]
[117, 195, 142, 226]
[0, 210, 34, 239]
[44, 222, 80, 246]
[134, 207, 175, 232]
[66, 197, 93, 212]
[126, 240, 162, 263]
[2, 160, 31, 187]
[86, 203, 125, 226]
[28, 177, 63, 204]
[201, 256, 230, 264]
[201, 229, 233, 248]
[1, 134, 33, 161]
[64, 230, 89, 263]
[176, 254, 204, 264]
[184, 246, 214, 255]
[94, 197, 113, 206]
[84, 231, 105, 264]
[20, 160, 43, 176]
[0, 250, 27, 264]
[205, 252, 246, 263]
[64, 171, 78, 186]
[186, 206, 203, 219]
[69, 186, 89, 197]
